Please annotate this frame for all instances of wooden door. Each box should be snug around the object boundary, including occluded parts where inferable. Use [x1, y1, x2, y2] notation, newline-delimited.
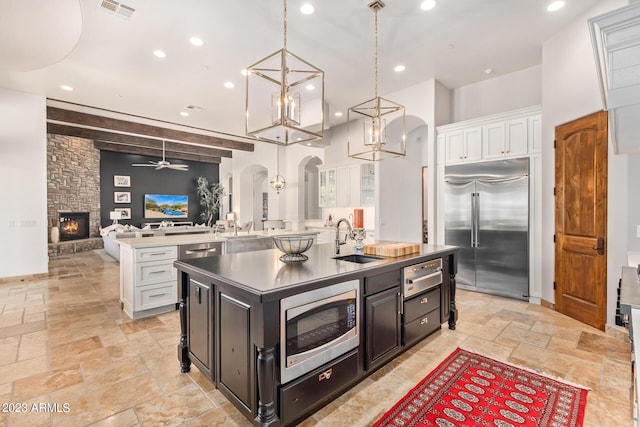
[554, 111, 608, 331]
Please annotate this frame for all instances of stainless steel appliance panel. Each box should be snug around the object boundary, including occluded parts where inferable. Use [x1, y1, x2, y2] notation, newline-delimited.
[178, 241, 223, 260]
[475, 175, 529, 299]
[402, 258, 443, 298]
[444, 158, 529, 300]
[443, 181, 476, 288]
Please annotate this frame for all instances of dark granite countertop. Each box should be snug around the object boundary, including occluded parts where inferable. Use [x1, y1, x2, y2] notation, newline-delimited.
[174, 242, 458, 301]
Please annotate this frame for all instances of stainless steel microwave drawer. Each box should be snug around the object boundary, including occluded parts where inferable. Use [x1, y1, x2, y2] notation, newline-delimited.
[404, 287, 440, 324]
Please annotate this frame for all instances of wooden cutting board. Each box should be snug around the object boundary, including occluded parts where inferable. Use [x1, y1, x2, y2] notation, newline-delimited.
[364, 242, 420, 257]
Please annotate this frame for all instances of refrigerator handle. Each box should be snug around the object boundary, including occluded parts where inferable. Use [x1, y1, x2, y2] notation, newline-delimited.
[474, 192, 480, 247]
[470, 193, 477, 247]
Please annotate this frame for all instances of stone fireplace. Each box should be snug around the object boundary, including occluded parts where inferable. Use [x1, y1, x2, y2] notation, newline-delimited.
[58, 212, 90, 241]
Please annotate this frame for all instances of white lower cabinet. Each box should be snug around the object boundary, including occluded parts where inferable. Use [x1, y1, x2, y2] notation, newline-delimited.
[121, 245, 178, 319]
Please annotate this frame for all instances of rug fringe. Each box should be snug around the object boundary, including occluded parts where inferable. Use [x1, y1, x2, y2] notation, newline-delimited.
[459, 347, 592, 391]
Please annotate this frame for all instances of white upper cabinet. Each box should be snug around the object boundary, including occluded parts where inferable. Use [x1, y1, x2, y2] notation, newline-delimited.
[445, 126, 482, 164]
[336, 165, 361, 207]
[437, 106, 541, 165]
[320, 164, 364, 208]
[483, 118, 528, 160]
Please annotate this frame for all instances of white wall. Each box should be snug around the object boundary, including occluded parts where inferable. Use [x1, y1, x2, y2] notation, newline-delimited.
[220, 140, 324, 226]
[0, 88, 48, 278]
[541, 0, 629, 326]
[629, 155, 640, 251]
[452, 65, 542, 123]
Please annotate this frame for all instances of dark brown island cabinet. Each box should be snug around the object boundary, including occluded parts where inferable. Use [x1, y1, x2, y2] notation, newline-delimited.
[174, 243, 458, 427]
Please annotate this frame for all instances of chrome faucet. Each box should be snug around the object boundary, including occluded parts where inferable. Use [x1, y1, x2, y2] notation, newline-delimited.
[233, 221, 238, 236]
[335, 218, 355, 255]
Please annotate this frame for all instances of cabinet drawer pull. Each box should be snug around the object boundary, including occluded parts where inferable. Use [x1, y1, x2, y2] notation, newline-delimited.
[149, 252, 169, 257]
[149, 270, 169, 275]
[420, 317, 429, 325]
[420, 296, 429, 304]
[318, 368, 333, 381]
[149, 293, 167, 298]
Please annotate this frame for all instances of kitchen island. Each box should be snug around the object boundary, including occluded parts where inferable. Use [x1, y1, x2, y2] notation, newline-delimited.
[174, 242, 458, 427]
[174, 244, 458, 426]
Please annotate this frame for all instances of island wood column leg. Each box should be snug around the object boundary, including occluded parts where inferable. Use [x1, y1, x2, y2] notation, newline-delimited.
[177, 273, 191, 373]
[448, 273, 458, 330]
[256, 346, 277, 425]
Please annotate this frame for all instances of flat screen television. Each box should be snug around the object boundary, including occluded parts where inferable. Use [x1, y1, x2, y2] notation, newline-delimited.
[144, 194, 188, 219]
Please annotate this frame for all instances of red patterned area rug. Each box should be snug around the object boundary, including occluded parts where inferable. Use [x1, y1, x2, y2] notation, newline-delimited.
[374, 347, 588, 427]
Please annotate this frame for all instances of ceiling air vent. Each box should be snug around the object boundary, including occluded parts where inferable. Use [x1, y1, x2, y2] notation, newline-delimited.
[185, 105, 205, 112]
[98, 0, 135, 20]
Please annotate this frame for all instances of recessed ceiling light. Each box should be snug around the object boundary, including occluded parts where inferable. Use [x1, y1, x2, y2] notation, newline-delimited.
[300, 3, 315, 15]
[306, 143, 312, 146]
[306, 84, 316, 91]
[153, 49, 166, 58]
[334, 112, 343, 117]
[547, 1, 565, 12]
[60, 85, 74, 91]
[420, 0, 436, 11]
[224, 81, 235, 88]
[189, 36, 203, 47]
[180, 111, 189, 117]
[394, 65, 406, 72]
[241, 69, 248, 76]
[484, 68, 494, 75]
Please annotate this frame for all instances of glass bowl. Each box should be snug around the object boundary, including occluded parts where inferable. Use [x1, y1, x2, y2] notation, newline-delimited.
[273, 235, 314, 262]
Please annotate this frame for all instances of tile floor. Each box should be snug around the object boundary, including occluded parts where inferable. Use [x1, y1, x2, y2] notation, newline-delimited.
[0, 250, 633, 426]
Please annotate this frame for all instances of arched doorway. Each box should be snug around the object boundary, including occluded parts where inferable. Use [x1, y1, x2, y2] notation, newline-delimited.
[239, 164, 268, 231]
[298, 156, 322, 220]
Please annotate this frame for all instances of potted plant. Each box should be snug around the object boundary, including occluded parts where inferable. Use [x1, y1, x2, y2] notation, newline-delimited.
[196, 177, 225, 227]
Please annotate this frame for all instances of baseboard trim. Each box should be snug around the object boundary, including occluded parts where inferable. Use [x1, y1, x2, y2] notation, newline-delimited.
[540, 298, 555, 311]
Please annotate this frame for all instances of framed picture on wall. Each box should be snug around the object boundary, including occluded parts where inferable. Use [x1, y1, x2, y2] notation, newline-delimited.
[114, 208, 131, 220]
[114, 192, 131, 203]
[114, 175, 131, 187]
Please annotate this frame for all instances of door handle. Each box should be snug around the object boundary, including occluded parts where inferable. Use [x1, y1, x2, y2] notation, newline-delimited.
[592, 237, 604, 255]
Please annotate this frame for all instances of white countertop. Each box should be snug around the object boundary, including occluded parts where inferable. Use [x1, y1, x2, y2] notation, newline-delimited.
[116, 229, 318, 249]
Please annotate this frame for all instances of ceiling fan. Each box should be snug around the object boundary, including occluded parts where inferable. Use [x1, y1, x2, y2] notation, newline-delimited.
[132, 140, 189, 171]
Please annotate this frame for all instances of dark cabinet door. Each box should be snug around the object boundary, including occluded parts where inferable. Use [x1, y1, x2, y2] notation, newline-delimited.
[365, 287, 401, 370]
[188, 279, 211, 374]
[219, 292, 251, 408]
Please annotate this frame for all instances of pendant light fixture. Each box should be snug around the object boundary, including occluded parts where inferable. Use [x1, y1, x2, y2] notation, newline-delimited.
[270, 141, 286, 194]
[348, 0, 406, 161]
[245, 0, 325, 146]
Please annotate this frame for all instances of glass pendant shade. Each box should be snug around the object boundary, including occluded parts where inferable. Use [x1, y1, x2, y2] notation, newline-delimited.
[348, 96, 406, 161]
[246, 48, 324, 145]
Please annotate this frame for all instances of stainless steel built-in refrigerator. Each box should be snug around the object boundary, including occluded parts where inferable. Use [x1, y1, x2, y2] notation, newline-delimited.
[444, 158, 529, 300]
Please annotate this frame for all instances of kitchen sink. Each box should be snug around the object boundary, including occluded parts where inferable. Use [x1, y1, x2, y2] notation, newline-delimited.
[333, 254, 384, 264]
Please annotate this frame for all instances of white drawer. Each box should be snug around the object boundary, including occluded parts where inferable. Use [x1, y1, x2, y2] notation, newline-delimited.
[136, 282, 177, 310]
[136, 259, 176, 286]
[135, 246, 177, 262]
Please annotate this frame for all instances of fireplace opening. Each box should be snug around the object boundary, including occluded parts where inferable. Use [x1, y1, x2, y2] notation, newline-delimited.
[59, 212, 90, 241]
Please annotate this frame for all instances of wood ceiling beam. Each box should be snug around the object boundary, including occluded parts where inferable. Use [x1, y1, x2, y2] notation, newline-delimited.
[93, 141, 221, 164]
[47, 123, 232, 158]
[47, 106, 254, 152]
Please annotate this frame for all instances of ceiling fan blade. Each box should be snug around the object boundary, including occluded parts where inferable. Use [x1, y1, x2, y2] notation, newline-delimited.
[155, 164, 167, 170]
[132, 163, 157, 167]
[169, 165, 189, 171]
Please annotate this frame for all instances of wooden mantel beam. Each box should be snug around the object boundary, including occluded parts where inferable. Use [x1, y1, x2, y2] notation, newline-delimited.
[47, 106, 254, 152]
[93, 141, 221, 164]
[47, 123, 232, 159]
